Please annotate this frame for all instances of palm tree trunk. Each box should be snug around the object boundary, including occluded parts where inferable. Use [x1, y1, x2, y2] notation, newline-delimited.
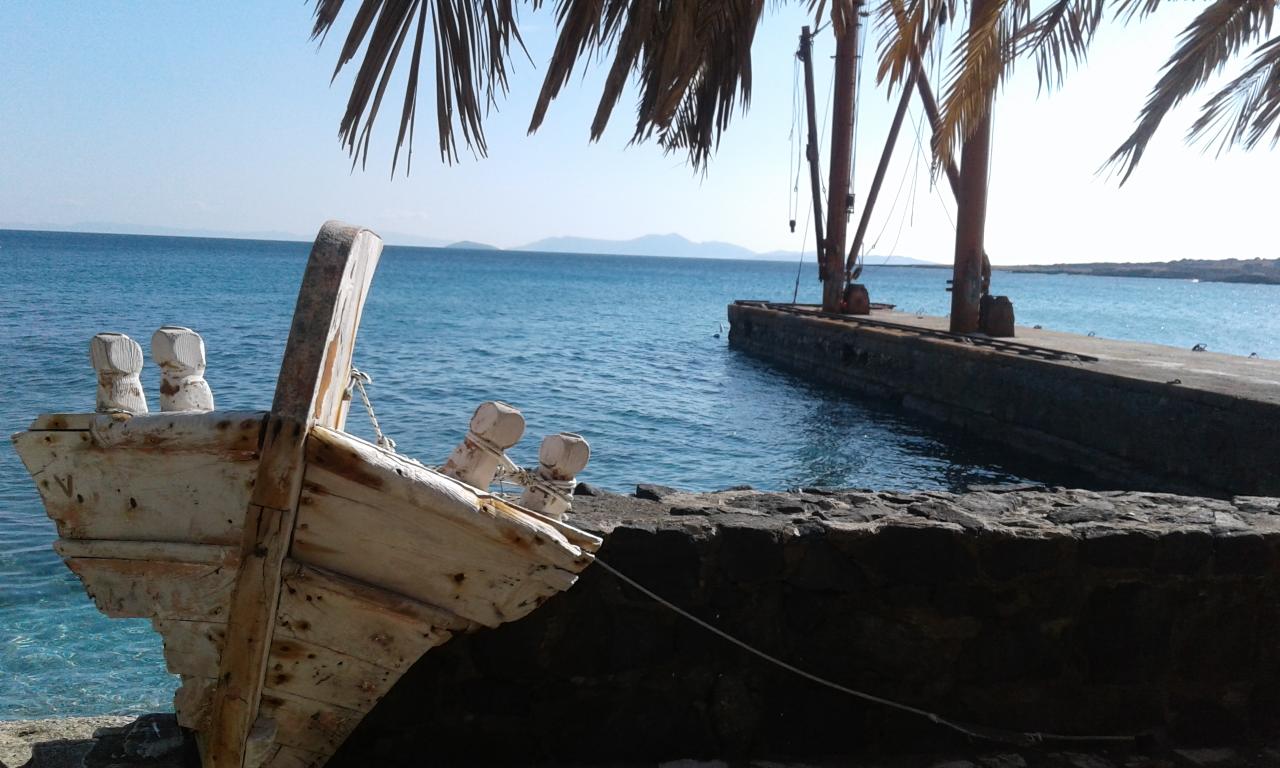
[822, 4, 861, 313]
[949, 0, 995, 333]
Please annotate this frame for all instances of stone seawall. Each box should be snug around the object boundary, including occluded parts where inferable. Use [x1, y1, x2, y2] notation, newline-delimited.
[726, 303, 1280, 497]
[328, 487, 1280, 766]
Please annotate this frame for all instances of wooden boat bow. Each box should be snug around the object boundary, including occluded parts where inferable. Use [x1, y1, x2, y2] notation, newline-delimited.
[11, 221, 601, 768]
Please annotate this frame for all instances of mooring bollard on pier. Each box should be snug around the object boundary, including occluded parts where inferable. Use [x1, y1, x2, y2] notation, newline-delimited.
[90, 332, 148, 414]
[519, 433, 590, 520]
[442, 401, 526, 489]
[151, 325, 214, 412]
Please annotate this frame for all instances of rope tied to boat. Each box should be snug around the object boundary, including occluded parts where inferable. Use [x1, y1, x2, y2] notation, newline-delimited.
[590, 558, 1141, 749]
[348, 368, 396, 451]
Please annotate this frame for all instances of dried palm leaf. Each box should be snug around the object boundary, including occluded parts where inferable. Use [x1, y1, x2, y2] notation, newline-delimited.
[1104, 0, 1276, 181]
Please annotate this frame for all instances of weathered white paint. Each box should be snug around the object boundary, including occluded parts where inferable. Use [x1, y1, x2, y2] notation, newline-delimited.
[56, 539, 237, 566]
[278, 562, 469, 672]
[64, 558, 236, 621]
[175, 676, 215, 730]
[12, 412, 264, 545]
[155, 619, 226, 677]
[441, 401, 525, 489]
[152, 326, 215, 412]
[90, 333, 148, 414]
[519, 432, 591, 520]
[256, 688, 363, 754]
[296, 427, 595, 626]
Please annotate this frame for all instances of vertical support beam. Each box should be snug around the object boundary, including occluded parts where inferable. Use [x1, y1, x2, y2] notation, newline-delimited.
[822, 1, 861, 313]
[204, 221, 383, 768]
[847, 67, 919, 280]
[949, 0, 996, 334]
[798, 27, 826, 283]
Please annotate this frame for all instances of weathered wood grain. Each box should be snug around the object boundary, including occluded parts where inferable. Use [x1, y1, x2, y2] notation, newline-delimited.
[278, 563, 469, 672]
[65, 558, 236, 621]
[256, 688, 364, 755]
[296, 447, 591, 626]
[152, 326, 215, 412]
[306, 426, 594, 572]
[260, 746, 325, 768]
[27, 413, 97, 430]
[441, 400, 525, 488]
[161, 617, 399, 711]
[208, 222, 383, 768]
[270, 223, 383, 431]
[12, 412, 264, 545]
[175, 676, 215, 730]
[56, 540, 237, 566]
[91, 333, 148, 414]
[155, 620, 225, 677]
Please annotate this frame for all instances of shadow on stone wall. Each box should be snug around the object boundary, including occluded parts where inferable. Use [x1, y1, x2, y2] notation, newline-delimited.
[328, 488, 1280, 766]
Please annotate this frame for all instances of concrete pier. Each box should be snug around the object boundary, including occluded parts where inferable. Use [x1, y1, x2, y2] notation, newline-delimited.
[727, 302, 1280, 497]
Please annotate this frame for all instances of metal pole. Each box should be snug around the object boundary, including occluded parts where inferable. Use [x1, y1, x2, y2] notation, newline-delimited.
[846, 67, 919, 283]
[798, 27, 826, 284]
[949, 0, 995, 333]
[822, 2, 861, 313]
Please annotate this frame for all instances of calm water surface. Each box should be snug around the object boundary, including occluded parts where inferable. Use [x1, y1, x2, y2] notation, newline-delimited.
[2, 229, 1277, 718]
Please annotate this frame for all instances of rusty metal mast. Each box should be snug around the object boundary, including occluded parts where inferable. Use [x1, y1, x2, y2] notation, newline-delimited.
[798, 26, 826, 284]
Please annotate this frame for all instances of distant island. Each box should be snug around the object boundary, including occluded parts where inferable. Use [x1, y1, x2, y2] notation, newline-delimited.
[511, 233, 938, 265]
[444, 240, 498, 250]
[1002, 257, 1280, 285]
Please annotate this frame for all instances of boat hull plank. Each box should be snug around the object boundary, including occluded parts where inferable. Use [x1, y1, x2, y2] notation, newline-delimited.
[278, 563, 470, 672]
[65, 557, 237, 621]
[257, 688, 364, 755]
[296, 464, 581, 627]
[12, 411, 265, 545]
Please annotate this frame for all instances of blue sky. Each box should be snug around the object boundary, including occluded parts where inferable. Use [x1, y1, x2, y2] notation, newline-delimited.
[0, 2, 1275, 264]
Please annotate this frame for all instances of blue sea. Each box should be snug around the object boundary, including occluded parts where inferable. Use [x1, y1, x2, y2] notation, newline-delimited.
[1, 228, 1277, 720]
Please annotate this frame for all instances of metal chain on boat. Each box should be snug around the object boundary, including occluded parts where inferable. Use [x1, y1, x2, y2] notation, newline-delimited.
[348, 368, 396, 452]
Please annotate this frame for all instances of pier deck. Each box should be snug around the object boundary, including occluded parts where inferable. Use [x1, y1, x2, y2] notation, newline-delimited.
[728, 302, 1280, 497]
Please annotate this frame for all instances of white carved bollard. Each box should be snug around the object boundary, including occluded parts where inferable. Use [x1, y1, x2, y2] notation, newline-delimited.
[90, 333, 148, 414]
[519, 433, 590, 520]
[441, 401, 526, 489]
[151, 326, 214, 411]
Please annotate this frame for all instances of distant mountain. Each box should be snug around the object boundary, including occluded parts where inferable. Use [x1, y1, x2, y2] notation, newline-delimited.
[443, 240, 498, 250]
[518, 233, 759, 260]
[516, 232, 941, 265]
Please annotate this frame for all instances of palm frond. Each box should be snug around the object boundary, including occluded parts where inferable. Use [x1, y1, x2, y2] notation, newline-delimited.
[529, 0, 770, 169]
[1012, 0, 1105, 93]
[930, 0, 1025, 171]
[1104, 0, 1276, 182]
[312, 0, 529, 170]
[1189, 34, 1280, 153]
[874, 0, 955, 91]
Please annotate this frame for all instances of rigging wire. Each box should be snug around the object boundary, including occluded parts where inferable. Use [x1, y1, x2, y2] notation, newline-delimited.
[792, 207, 813, 303]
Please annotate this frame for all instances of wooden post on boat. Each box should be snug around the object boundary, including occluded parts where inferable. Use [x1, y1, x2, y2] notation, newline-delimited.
[798, 27, 826, 288]
[152, 326, 214, 412]
[205, 221, 382, 768]
[822, 1, 861, 314]
[519, 433, 590, 521]
[91, 333, 148, 414]
[950, 0, 996, 334]
[441, 401, 526, 489]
